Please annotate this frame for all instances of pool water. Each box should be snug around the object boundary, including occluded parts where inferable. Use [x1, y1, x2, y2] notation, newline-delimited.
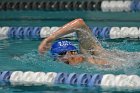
[0, 38, 140, 93]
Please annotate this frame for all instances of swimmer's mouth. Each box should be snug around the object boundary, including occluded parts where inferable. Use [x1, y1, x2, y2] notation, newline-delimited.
[64, 61, 69, 64]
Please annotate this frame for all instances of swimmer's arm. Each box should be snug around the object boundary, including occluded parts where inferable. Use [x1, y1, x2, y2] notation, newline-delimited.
[80, 45, 108, 65]
[85, 53, 109, 65]
[38, 18, 102, 54]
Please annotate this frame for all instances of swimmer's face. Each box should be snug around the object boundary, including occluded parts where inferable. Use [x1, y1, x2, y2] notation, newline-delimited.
[57, 51, 84, 65]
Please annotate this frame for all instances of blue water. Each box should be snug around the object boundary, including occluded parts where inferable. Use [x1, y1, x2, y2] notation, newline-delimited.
[0, 38, 140, 93]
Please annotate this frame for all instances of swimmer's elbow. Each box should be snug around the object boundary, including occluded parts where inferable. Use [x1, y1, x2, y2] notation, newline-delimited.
[76, 18, 84, 22]
[72, 18, 86, 27]
[77, 18, 85, 25]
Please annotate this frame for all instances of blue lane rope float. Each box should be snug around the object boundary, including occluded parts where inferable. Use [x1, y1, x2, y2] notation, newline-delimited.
[31, 27, 41, 39]
[8, 27, 17, 38]
[65, 73, 78, 85]
[130, 0, 139, 11]
[91, 27, 98, 37]
[0, 71, 11, 85]
[90, 27, 102, 38]
[136, 1, 140, 11]
[23, 27, 34, 39]
[55, 72, 68, 84]
[0, 71, 139, 87]
[18, 27, 26, 39]
[15, 27, 24, 39]
[76, 73, 91, 86]
[90, 27, 110, 39]
[99, 27, 111, 39]
[87, 74, 103, 87]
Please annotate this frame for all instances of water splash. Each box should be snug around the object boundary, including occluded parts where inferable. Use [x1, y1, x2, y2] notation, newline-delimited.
[71, 28, 140, 75]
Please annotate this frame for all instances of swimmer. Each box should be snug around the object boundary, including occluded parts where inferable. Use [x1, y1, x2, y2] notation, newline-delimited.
[38, 18, 114, 66]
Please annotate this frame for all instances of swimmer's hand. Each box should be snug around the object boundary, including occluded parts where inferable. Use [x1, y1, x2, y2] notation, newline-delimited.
[38, 40, 51, 54]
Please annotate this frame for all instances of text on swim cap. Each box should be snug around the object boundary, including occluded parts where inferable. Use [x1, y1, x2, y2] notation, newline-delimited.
[58, 41, 72, 46]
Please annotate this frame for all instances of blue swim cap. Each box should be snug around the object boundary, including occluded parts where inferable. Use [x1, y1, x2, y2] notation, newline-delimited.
[50, 40, 77, 56]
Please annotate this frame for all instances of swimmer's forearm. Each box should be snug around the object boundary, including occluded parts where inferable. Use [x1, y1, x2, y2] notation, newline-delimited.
[87, 57, 109, 65]
[43, 18, 88, 43]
